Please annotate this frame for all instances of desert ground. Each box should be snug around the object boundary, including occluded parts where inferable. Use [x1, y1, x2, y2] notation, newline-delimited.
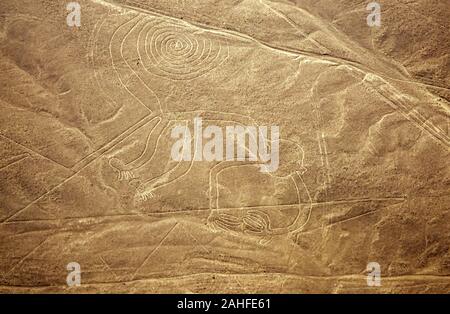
[0, 0, 449, 293]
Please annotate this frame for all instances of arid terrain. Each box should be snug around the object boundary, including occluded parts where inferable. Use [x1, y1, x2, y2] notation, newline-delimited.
[0, 0, 449, 293]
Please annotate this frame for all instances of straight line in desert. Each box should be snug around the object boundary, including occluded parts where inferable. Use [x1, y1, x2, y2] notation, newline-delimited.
[3, 272, 448, 292]
[71, 113, 157, 171]
[203, 197, 405, 211]
[0, 197, 406, 225]
[148, 197, 406, 216]
[1, 112, 158, 224]
[131, 222, 179, 280]
[0, 134, 73, 171]
[95, 0, 450, 95]
[0, 153, 30, 172]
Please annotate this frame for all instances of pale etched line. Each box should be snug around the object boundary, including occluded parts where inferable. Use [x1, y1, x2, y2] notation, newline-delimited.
[202, 115, 304, 184]
[125, 0, 450, 102]
[0, 13, 41, 21]
[4, 237, 49, 277]
[298, 210, 379, 235]
[77, 13, 152, 170]
[125, 1, 231, 81]
[0, 134, 72, 171]
[122, 74, 134, 87]
[258, 0, 330, 54]
[128, 117, 166, 170]
[58, 89, 72, 96]
[283, 243, 299, 287]
[280, 171, 313, 234]
[136, 18, 164, 79]
[367, 142, 378, 156]
[338, 68, 450, 150]
[119, 16, 161, 105]
[109, 14, 153, 113]
[394, 1, 447, 32]
[147, 22, 195, 76]
[72, 113, 156, 171]
[204, 113, 267, 211]
[369, 78, 449, 139]
[233, 276, 251, 293]
[99, 256, 120, 280]
[317, 131, 324, 166]
[1, 113, 156, 223]
[155, 29, 198, 65]
[178, 223, 210, 254]
[90, 12, 119, 112]
[130, 110, 269, 196]
[3, 213, 144, 224]
[309, 70, 331, 194]
[120, 16, 162, 113]
[187, 112, 307, 215]
[133, 120, 197, 199]
[1, 272, 449, 291]
[111, 0, 449, 89]
[109, 116, 162, 180]
[131, 222, 178, 280]
[211, 164, 313, 235]
[117, 118, 172, 185]
[390, 78, 450, 93]
[122, 0, 358, 65]
[209, 162, 225, 211]
[404, 105, 450, 141]
[0, 153, 30, 172]
[331, 7, 366, 23]
[371, 87, 450, 149]
[162, 35, 219, 78]
[209, 197, 405, 214]
[147, 25, 204, 70]
[410, 109, 448, 136]
[209, 135, 296, 209]
[143, 19, 228, 81]
[214, 164, 258, 210]
[321, 132, 332, 185]
[408, 111, 438, 135]
[1, 174, 86, 224]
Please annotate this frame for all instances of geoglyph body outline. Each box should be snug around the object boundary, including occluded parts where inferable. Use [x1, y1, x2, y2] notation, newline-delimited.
[85, 0, 448, 242]
[87, 8, 314, 238]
